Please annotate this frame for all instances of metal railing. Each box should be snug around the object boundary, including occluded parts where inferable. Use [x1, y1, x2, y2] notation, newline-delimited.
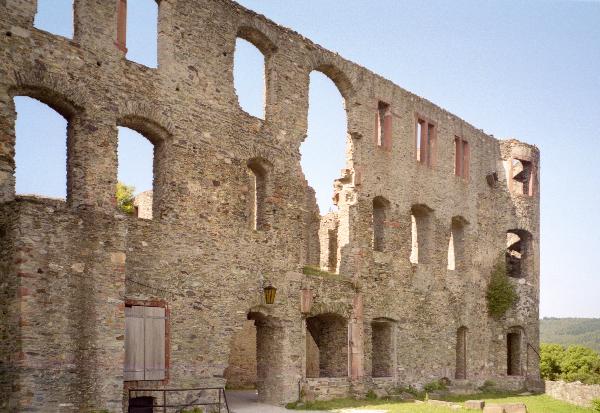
[128, 387, 229, 413]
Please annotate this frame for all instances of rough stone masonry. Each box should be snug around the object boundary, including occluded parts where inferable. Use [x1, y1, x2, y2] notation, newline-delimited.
[0, 0, 541, 411]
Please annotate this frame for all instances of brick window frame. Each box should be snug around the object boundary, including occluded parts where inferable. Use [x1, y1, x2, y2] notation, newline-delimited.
[415, 114, 436, 167]
[123, 299, 171, 385]
[454, 136, 470, 179]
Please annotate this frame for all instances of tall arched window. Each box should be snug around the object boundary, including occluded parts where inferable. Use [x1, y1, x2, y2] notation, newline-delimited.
[448, 216, 467, 270]
[14, 96, 69, 199]
[34, 0, 74, 38]
[234, 38, 265, 119]
[372, 196, 390, 252]
[247, 158, 271, 231]
[410, 204, 433, 264]
[117, 126, 155, 219]
[301, 71, 347, 214]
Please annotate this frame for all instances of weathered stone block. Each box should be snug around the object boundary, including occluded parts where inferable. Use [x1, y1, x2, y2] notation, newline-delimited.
[483, 405, 504, 413]
[465, 399, 485, 410]
[503, 403, 527, 413]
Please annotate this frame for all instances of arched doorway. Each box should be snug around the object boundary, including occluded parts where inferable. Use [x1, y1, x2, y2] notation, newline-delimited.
[224, 311, 287, 404]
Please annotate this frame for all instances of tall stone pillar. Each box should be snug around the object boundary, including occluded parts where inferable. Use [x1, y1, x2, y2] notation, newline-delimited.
[67, 115, 117, 211]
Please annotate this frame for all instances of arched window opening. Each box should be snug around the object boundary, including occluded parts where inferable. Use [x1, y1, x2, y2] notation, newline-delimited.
[116, 0, 158, 68]
[14, 96, 68, 199]
[455, 326, 467, 380]
[372, 196, 390, 252]
[306, 314, 348, 378]
[510, 158, 535, 196]
[247, 158, 271, 231]
[301, 71, 347, 214]
[234, 38, 266, 119]
[34, 0, 74, 38]
[506, 229, 531, 278]
[410, 205, 433, 264]
[448, 217, 467, 271]
[371, 320, 395, 378]
[117, 127, 154, 219]
[507, 328, 523, 376]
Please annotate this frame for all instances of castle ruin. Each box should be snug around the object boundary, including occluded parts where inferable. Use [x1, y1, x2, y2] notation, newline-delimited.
[0, 0, 541, 411]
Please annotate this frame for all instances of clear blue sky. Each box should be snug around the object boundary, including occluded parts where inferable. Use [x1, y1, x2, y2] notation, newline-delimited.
[17, 0, 600, 318]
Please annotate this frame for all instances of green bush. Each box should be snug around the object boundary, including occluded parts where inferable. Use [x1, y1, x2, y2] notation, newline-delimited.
[486, 255, 517, 318]
[540, 343, 600, 384]
[478, 380, 497, 392]
[592, 399, 600, 412]
[365, 389, 378, 400]
[423, 379, 447, 393]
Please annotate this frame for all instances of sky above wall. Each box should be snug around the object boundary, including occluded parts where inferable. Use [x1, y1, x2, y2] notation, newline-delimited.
[16, 0, 600, 318]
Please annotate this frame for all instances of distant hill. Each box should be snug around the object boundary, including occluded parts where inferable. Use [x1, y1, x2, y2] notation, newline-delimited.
[540, 317, 600, 353]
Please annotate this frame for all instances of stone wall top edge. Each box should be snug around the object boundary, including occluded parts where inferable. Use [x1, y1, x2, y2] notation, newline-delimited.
[226, 0, 521, 147]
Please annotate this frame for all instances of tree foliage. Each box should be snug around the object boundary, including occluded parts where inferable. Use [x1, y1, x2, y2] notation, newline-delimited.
[116, 182, 135, 214]
[540, 343, 600, 384]
[486, 255, 517, 318]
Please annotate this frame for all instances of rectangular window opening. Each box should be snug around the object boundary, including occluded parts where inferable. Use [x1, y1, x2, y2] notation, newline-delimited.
[416, 117, 435, 167]
[377, 101, 391, 149]
[455, 137, 470, 179]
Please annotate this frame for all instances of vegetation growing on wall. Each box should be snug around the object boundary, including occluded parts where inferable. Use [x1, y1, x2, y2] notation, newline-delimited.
[541, 343, 600, 384]
[486, 255, 517, 318]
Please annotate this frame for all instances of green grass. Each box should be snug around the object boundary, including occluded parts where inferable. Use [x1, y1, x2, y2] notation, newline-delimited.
[286, 393, 597, 412]
[287, 398, 453, 412]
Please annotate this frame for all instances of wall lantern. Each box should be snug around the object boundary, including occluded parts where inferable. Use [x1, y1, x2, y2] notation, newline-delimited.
[264, 284, 277, 305]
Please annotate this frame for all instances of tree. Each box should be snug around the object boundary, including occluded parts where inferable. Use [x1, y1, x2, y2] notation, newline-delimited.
[540, 343, 565, 381]
[560, 345, 600, 384]
[540, 343, 600, 384]
[116, 182, 135, 214]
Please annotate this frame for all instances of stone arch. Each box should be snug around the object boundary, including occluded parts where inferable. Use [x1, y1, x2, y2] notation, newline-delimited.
[225, 309, 287, 404]
[3, 76, 89, 203]
[236, 26, 278, 57]
[119, 101, 175, 139]
[11, 68, 90, 117]
[312, 61, 355, 103]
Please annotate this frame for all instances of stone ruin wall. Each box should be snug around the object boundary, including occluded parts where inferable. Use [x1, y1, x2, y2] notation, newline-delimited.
[0, 0, 541, 411]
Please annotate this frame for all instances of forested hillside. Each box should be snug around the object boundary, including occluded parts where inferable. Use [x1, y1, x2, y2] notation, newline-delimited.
[540, 317, 600, 352]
